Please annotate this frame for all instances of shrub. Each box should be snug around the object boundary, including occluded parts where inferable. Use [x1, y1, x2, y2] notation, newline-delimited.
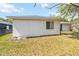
[72, 28, 79, 39]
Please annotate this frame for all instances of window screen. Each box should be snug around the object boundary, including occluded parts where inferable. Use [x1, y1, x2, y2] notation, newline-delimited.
[46, 22, 54, 29]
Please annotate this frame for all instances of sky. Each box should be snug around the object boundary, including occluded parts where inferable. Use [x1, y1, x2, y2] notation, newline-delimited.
[0, 3, 59, 18]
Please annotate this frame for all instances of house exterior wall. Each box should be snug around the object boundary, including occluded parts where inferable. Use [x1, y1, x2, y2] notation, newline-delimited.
[62, 24, 70, 31]
[0, 23, 12, 35]
[13, 20, 60, 37]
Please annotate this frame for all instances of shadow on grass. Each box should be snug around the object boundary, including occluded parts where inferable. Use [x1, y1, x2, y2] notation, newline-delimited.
[61, 31, 79, 40]
[61, 31, 73, 35]
[69, 35, 79, 40]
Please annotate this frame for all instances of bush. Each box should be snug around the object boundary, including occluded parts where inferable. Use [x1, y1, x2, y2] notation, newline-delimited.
[72, 29, 79, 39]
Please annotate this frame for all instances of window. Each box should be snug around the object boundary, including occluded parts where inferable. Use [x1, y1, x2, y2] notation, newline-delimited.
[46, 21, 54, 29]
[6, 26, 9, 30]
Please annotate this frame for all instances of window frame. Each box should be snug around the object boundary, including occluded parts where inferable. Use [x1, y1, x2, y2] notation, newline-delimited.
[46, 21, 54, 29]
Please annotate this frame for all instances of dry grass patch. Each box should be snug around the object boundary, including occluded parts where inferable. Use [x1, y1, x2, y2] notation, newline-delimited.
[0, 32, 79, 56]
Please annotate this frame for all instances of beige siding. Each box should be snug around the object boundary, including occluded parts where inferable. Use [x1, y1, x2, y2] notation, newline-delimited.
[13, 20, 60, 37]
[62, 24, 70, 31]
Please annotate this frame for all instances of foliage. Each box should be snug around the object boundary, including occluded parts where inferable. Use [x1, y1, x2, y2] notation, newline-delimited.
[7, 18, 13, 23]
[72, 31, 79, 39]
[51, 15, 70, 22]
[0, 17, 5, 21]
[58, 3, 79, 20]
[34, 3, 79, 21]
[0, 17, 13, 23]
[49, 15, 67, 21]
[72, 28, 79, 39]
[72, 18, 79, 23]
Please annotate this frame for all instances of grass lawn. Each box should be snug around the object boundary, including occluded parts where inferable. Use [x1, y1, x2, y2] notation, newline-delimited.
[0, 32, 79, 56]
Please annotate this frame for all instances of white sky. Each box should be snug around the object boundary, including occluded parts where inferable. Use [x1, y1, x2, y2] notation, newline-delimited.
[0, 0, 79, 3]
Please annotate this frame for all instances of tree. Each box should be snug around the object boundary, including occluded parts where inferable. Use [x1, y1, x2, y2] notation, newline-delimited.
[34, 3, 59, 16]
[6, 18, 13, 23]
[0, 17, 5, 21]
[72, 18, 79, 24]
[0, 17, 13, 23]
[58, 3, 79, 21]
[34, 3, 79, 21]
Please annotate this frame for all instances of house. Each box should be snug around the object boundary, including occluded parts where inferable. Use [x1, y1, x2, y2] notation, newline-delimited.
[7, 16, 64, 39]
[60, 22, 72, 32]
[0, 20, 12, 35]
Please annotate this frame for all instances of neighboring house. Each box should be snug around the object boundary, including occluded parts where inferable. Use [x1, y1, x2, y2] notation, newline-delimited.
[7, 16, 63, 38]
[60, 22, 72, 32]
[0, 20, 12, 35]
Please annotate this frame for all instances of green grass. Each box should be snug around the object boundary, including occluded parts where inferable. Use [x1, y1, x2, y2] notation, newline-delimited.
[0, 34, 11, 40]
[0, 32, 79, 56]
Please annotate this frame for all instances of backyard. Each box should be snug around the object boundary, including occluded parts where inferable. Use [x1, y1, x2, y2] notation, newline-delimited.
[0, 32, 79, 56]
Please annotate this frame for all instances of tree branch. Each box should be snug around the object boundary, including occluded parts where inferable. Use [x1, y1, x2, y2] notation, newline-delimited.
[34, 3, 36, 7]
[71, 7, 77, 20]
[70, 3, 79, 7]
[45, 4, 59, 9]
